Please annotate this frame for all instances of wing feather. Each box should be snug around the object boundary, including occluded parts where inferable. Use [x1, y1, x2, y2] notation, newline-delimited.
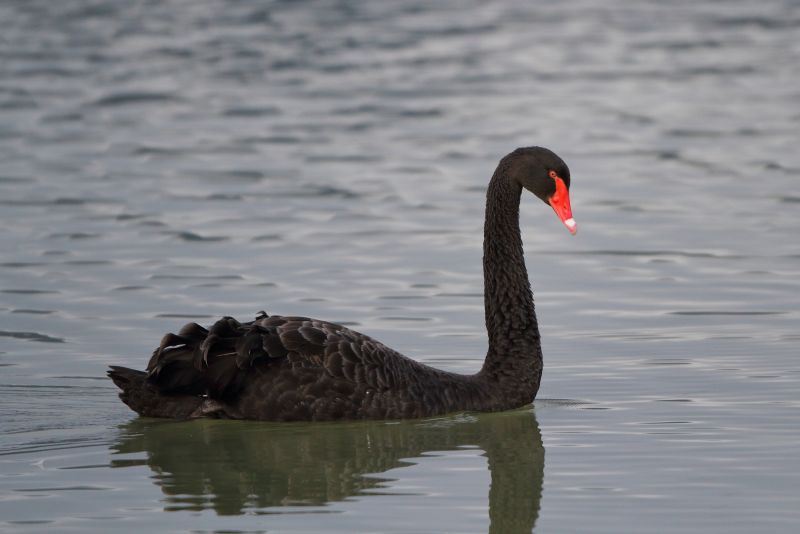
[144, 313, 409, 402]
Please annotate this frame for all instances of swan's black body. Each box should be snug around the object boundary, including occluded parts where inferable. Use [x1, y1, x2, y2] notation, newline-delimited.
[109, 147, 573, 421]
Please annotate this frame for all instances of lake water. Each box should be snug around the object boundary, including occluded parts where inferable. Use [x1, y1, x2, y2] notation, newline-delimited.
[1, 0, 799, 532]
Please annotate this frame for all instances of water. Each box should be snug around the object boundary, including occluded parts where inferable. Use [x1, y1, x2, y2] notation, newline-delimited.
[1, 0, 799, 532]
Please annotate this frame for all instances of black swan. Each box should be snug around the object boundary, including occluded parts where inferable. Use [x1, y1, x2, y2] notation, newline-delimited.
[109, 146, 576, 421]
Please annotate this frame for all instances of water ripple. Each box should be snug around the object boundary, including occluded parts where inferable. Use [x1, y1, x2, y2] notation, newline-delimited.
[0, 330, 64, 343]
[669, 311, 787, 316]
[164, 231, 228, 242]
[90, 92, 183, 107]
[1, 289, 60, 294]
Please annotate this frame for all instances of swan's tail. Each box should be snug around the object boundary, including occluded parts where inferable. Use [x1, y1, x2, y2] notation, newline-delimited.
[109, 314, 286, 419]
[108, 366, 204, 419]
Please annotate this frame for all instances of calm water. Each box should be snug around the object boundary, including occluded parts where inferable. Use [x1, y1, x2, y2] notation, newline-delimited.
[1, 0, 799, 532]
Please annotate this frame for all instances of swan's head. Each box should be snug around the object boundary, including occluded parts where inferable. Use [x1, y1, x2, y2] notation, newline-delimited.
[508, 146, 576, 235]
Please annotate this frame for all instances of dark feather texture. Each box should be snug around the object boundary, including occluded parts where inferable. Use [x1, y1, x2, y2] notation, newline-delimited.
[109, 147, 572, 421]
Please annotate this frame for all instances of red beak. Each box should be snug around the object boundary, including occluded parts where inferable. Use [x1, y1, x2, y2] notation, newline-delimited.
[548, 176, 577, 235]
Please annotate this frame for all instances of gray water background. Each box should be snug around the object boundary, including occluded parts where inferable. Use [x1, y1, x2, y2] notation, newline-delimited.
[1, 0, 799, 532]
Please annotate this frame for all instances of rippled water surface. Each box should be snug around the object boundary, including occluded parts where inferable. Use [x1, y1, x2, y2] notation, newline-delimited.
[1, 0, 799, 532]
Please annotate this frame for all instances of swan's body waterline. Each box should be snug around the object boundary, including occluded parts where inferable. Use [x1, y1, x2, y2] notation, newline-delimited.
[109, 146, 574, 421]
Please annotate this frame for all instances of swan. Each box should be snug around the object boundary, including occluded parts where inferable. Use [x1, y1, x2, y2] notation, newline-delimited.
[109, 146, 576, 420]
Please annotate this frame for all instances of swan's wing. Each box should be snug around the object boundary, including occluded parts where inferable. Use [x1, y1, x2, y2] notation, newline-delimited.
[145, 313, 411, 399]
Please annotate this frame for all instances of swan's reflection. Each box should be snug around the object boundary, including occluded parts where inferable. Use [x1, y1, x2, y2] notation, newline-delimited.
[111, 409, 544, 532]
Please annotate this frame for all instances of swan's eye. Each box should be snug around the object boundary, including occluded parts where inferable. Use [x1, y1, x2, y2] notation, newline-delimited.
[548, 170, 558, 179]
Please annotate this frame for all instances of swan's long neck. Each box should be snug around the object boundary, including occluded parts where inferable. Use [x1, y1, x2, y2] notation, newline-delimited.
[478, 166, 543, 405]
